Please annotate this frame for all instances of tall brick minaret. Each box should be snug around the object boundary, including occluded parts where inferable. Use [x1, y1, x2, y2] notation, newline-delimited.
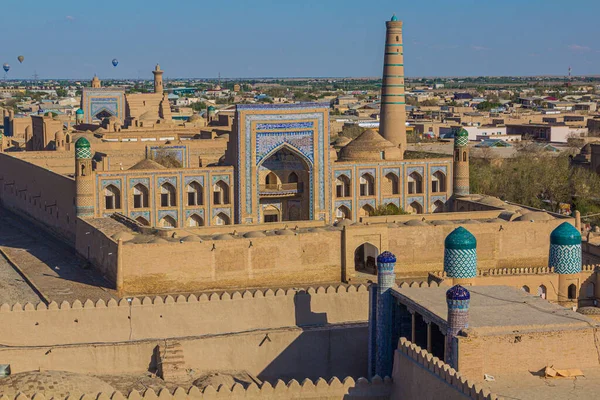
[379, 14, 407, 157]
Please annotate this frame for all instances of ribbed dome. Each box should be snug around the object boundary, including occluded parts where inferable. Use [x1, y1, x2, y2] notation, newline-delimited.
[338, 129, 402, 162]
[377, 251, 396, 264]
[550, 222, 581, 246]
[75, 137, 90, 149]
[446, 285, 470, 301]
[445, 227, 476, 250]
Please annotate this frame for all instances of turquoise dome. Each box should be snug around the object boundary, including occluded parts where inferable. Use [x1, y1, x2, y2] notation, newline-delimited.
[207, 105, 216, 112]
[390, 14, 398, 21]
[550, 222, 581, 246]
[75, 137, 90, 149]
[76, 108, 84, 115]
[445, 227, 476, 250]
[456, 128, 469, 137]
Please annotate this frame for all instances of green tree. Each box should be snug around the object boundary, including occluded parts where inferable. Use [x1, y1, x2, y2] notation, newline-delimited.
[55, 88, 68, 97]
[190, 101, 207, 112]
[371, 204, 409, 216]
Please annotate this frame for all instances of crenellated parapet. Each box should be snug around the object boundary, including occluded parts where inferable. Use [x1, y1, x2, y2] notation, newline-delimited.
[397, 338, 500, 400]
[0, 376, 393, 400]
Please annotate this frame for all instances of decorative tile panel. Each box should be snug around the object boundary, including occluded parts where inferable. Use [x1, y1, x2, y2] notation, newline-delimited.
[185, 209, 204, 219]
[158, 210, 178, 221]
[256, 122, 314, 130]
[444, 248, 477, 278]
[430, 166, 447, 175]
[129, 178, 150, 188]
[256, 131, 315, 165]
[407, 166, 424, 177]
[212, 207, 231, 218]
[549, 244, 582, 274]
[335, 200, 352, 209]
[158, 176, 177, 187]
[211, 174, 230, 185]
[184, 176, 204, 186]
[100, 179, 121, 189]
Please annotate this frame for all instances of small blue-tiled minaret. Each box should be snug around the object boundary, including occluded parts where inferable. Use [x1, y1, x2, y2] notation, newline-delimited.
[445, 285, 470, 369]
[370, 251, 396, 378]
[444, 227, 477, 284]
[549, 222, 582, 274]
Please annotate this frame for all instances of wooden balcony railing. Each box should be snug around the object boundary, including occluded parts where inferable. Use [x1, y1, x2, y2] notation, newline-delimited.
[259, 182, 303, 195]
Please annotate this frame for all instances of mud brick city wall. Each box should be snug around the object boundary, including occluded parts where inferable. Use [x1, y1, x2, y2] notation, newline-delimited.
[0, 153, 77, 243]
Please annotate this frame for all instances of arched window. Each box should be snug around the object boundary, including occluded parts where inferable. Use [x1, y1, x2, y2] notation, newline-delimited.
[410, 201, 423, 214]
[265, 172, 277, 186]
[186, 181, 203, 206]
[538, 285, 547, 299]
[80, 164, 86, 176]
[160, 183, 177, 207]
[359, 173, 375, 196]
[586, 282, 595, 298]
[135, 216, 149, 226]
[160, 215, 177, 228]
[359, 204, 374, 217]
[133, 184, 149, 208]
[431, 171, 446, 193]
[288, 172, 299, 183]
[336, 205, 351, 220]
[463, 151, 467, 162]
[408, 172, 423, 194]
[454, 149, 459, 162]
[104, 185, 121, 210]
[215, 212, 230, 226]
[433, 200, 444, 213]
[187, 214, 204, 227]
[336, 175, 351, 198]
[568, 284, 577, 300]
[385, 173, 399, 195]
[213, 180, 230, 205]
[522, 285, 530, 293]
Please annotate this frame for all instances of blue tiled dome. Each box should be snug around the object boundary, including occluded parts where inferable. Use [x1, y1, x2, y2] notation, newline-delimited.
[76, 108, 84, 115]
[377, 251, 396, 264]
[445, 227, 476, 250]
[446, 285, 470, 301]
[550, 222, 581, 246]
[390, 14, 398, 22]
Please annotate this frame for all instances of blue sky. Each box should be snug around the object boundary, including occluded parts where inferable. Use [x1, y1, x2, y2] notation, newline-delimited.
[2, 0, 599, 79]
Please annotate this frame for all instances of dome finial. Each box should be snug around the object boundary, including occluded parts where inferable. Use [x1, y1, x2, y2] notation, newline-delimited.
[390, 14, 398, 22]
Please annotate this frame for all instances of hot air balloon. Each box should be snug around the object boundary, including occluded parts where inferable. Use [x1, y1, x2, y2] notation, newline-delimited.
[112, 58, 118, 67]
[2, 64, 9, 73]
[17, 56, 24, 64]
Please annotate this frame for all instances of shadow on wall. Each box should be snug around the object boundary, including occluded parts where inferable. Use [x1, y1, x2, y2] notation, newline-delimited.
[258, 291, 368, 384]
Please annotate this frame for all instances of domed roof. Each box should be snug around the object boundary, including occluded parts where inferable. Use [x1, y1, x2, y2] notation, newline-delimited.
[213, 233, 234, 240]
[445, 227, 476, 250]
[390, 14, 398, 21]
[275, 229, 295, 236]
[111, 231, 135, 241]
[432, 220, 454, 226]
[150, 237, 168, 244]
[446, 285, 470, 301]
[550, 222, 581, 246]
[55, 130, 64, 140]
[339, 129, 402, 162]
[243, 231, 266, 238]
[377, 251, 396, 264]
[76, 108, 84, 115]
[75, 137, 90, 149]
[0, 371, 115, 398]
[456, 128, 469, 137]
[128, 159, 166, 170]
[404, 219, 429, 226]
[332, 135, 352, 147]
[181, 235, 202, 242]
[514, 211, 554, 222]
[207, 105, 216, 112]
[336, 219, 352, 227]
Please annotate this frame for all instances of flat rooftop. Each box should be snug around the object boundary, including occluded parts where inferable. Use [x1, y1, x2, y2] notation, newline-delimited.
[392, 285, 598, 335]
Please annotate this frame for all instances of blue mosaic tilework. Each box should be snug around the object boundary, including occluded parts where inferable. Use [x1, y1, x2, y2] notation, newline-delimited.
[359, 199, 376, 208]
[101, 179, 121, 189]
[335, 169, 352, 179]
[385, 198, 400, 207]
[549, 243, 582, 274]
[75, 147, 91, 159]
[431, 195, 447, 203]
[444, 248, 477, 278]
[158, 210, 178, 224]
[212, 207, 231, 218]
[185, 209, 204, 219]
[147, 145, 186, 167]
[383, 167, 400, 177]
[158, 176, 177, 187]
[406, 196, 424, 205]
[212, 174, 230, 185]
[335, 200, 352, 210]
[407, 166, 424, 177]
[256, 131, 314, 164]
[256, 122, 314, 130]
[129, 178, 150, 188]
[236, 102, 330, 110]
[184, 176, 204, 186]
[359, 168, 376, 178]
[130, 211, 150, 220]
[430, 165, 448, 175]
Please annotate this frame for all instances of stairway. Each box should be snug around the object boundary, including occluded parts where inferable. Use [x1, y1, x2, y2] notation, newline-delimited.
[158, 341, 189, 382]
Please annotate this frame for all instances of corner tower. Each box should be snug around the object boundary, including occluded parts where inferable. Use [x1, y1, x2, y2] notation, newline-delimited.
[549, 222, 582, 304]
[153, 64, 164, 94]
[379, 14, 407, 155]
[453, 128, 470, 197]
[74, 137, 95, 218]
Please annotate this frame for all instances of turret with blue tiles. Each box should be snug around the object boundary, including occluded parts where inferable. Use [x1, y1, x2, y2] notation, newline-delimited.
[444, 226, 477, 285]
[549, 222, 582, 304]
[368, 251, 397, 378]
[445, 285, 470, 369]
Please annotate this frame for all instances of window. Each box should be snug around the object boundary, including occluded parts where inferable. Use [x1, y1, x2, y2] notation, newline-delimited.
[538, 285, 547, 299]
[288, 172, 298, 183]
[433, 200, 444, 213]
[160, 215, 177, 228]
[213, 180, 230, 205]
[359, 174, 375, 196]
[385, 173, 399, 195]
[160, 183, 176, 207]
[133, 184, 149, 208]
[186, 181, 203, 206]
[336, 175, 351, 198]
[409, 201, 423, 214]
[336, 205, 350, 220]
[431, 171, 446, 193]
[522, 286, 530, 293]
[265, 172, 277, 186]
[187, 214, 204, 227]
[104, 185, 121, 210]
[360, 204, 374, 217]
[454, 149, 459, 162]
[568, 284, 577, 300]
[135, 216, 149, 226]
[407, 172, 423, 194]
[215, 212, 230, 225]
[463, 151, 467, 162]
